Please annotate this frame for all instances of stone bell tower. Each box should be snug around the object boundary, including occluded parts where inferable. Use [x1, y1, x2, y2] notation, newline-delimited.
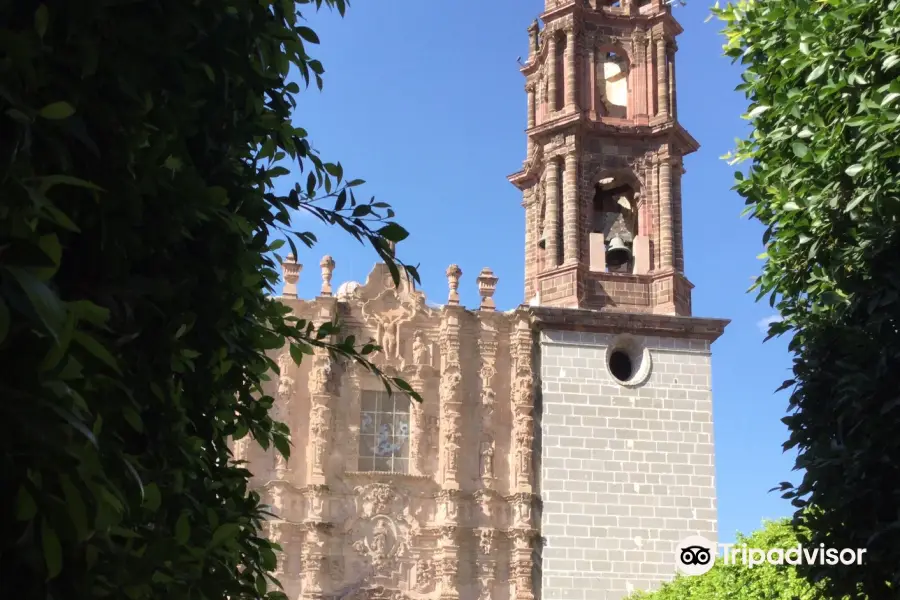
[510, 0, 696, 316]
[509, 1, 729, 599]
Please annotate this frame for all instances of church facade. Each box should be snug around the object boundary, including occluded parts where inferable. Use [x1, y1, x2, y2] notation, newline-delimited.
[236, 1, 728, 599]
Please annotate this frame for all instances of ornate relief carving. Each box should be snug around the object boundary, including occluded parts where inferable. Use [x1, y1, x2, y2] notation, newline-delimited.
[480, 438, 495, 480]
[412, 330, 431, 367]
[413, 558, 435, 593]
[350, 516, 408, 574]
[356, 483, 401, 517]
[305, 484, 328, 522]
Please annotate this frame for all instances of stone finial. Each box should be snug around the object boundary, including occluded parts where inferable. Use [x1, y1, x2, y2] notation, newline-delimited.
[528, 19, 540, 55]
[446, 264, 462, 306]
[476, 267, 499, 311]
[282, 254, 301, 299]
[320, 255, 335, 297]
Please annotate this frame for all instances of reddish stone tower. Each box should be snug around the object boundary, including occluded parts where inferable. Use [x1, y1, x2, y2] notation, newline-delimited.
[509, 0, 696, 316]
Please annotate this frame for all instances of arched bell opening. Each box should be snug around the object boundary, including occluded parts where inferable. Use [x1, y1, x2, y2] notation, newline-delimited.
[596, 49, 630, 119]
[589, 171, 648, 275]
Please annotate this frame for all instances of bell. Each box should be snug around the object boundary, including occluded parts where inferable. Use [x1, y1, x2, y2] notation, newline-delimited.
[606, 236, 631, 267]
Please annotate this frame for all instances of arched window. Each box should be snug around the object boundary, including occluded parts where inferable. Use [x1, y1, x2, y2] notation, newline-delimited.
[592, 175, 639, 273]
[597, 50, 629, 119]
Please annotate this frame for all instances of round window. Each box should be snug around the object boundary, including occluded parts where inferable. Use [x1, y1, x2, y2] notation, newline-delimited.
[606, 335, 652, 387]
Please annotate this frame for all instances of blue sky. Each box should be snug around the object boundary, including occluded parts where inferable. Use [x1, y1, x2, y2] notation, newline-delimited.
[282, 0, 797, 542]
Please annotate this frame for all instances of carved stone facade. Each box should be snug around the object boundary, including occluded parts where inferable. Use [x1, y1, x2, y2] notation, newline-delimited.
[240, 261, 541, 600]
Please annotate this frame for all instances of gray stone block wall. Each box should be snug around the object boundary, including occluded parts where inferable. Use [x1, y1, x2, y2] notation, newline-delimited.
[537, 329, 717, 600]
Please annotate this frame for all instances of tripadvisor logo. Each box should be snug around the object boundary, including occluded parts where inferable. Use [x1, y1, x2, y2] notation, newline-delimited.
[675, 535, 868, 576]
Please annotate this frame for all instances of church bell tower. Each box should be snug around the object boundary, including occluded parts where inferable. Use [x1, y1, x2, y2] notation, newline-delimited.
[509, 0, 696, 315]
[512, 2, 729, 598]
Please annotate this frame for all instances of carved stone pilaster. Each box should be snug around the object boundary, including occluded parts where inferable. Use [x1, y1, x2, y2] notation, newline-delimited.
[438, 525, 460, 600]
[478, 328, 499, 489]
[439, 309, 463, 489]
[509, 528, 538, 600]
[436, 489, 461, 526]
[308, 300, 339, 484]
[511, 316, 536, 492]
[273, 351, 296, 479]
[300, 521, 333, 599]
[476, 528, 500, 600]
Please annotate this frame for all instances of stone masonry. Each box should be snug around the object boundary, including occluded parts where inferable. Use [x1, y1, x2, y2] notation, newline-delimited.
[536, 328, 718, 599]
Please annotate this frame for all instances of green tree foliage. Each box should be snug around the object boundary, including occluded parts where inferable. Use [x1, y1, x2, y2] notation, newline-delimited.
[0, 1, 419, 598]
[626, 519, 827, 600]
[712, 0, 900, 597]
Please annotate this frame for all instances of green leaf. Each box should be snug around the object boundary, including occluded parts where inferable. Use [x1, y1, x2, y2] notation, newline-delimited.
[791, 142, 809, 158]
[378, 222, 409, 243]
[7, 267, 66, 341]
[73, 331, 121, 374]
[142, 483, 161, 511]
[16, 487, 37, 521]
[38, 101, 75, 120]
[175, 513, 190, 545]
[806, 64, 826, 83]
[34, 4, 49, 39]
[41, 520, 63, 578]
[210, 523, 241, 548]
[844, 164, 864, 177]
[747, 105, 771, 118]
[297, 27, 320, 44]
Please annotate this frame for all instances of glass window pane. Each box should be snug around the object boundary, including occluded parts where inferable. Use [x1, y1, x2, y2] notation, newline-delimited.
[377, 392, 393, 413]
[359, 434, 375, 458]
[361, 392, 378, 412]
[395, 396, 411, 414]
[358, 457, 374, 472]
[374, 457, 391, 472]
[394, 413, 409, 440]
[361, 412, 375, 434]
[393, 458, 408, 474]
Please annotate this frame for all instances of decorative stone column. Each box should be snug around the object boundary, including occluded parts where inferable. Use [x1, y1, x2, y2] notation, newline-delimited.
[308, 300, 339, 484]
[407, 335, 434, 477]
[510, 316, 535, 493]
[438, 525, 460, 600]
[476, 528, 499, 600]
[658, 154, 673, 270]
[510, 529, 538, 600]
[668, 42, 678, 120]
[526, 85, 536, 154]
[656, 36, 669, 119]
[588, 43, 597, 118]
[673, 157, 685, 273]
[439, 271, 464, 490]
[544, 158, 561, 269]
[632, 31, 648, 117]
[274, 351, 295, 480]
[563, 152, 579, 265]
[299, 484, 333, 600]
[478, 330, 499, 490]
[301, 520, 332, 600]
[565, 28, 576, 111]
[547, 33, 558, 112]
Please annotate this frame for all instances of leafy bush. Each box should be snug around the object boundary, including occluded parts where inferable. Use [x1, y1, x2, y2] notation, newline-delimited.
[714, 0, 900, 597]
[0, 0, 417, 598]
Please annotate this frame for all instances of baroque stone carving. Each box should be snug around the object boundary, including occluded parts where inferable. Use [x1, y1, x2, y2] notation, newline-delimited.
[413, 558, 436, 592]
[412, 330, 431, 367]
